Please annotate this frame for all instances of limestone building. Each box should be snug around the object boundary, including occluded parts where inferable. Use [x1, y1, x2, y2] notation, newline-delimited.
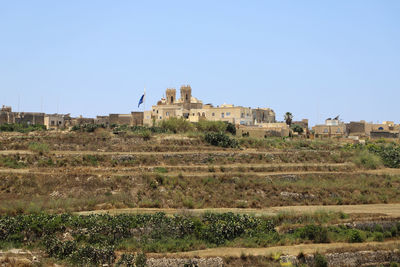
[312, 118, 347, 138]
[144, 85, 276, 126]
[0, 105, 44, 125]
[44, 114, 71, 130]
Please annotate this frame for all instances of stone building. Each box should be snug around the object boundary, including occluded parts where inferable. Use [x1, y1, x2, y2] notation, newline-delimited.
[144, 85, 276, 126]
[0, 105, 44, 125]
[253, 108, 276, 124]
[95, 116, 110, 126]
[44, 114, 70, 130]
[346, 120, 400, 139]
[109, 112, 143, 126]
[0, 106, 14, 124]
[312, 118, 346, 138]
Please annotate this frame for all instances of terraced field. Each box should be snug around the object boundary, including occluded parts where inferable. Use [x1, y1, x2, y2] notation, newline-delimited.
[1, 131, 400, 266]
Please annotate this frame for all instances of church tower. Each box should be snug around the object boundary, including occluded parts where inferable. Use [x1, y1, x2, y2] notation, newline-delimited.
[180, 85, 192, 116]
[180, 85, 192, 103]
[166, 88, 176, 105]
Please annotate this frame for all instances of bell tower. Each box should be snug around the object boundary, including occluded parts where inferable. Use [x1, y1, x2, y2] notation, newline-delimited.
[180, 85, 192, 103]
[166, 88, 176, 105]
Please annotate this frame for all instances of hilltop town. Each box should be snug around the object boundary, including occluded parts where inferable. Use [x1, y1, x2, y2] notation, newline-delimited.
[1, 85, 399, 141]
[1, 85, 400, 266]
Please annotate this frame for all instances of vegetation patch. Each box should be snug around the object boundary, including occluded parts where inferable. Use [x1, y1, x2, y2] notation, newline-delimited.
[0, 123, 46, 133]
[28, 142, 50, 155]
[204, 132, 238, 148]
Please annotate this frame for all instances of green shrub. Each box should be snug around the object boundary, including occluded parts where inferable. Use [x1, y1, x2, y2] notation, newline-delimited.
[72, 124, 106, 132]
[140, 130, 152, 141]
[391, 226, 398, 237]
[83, 155, 99, 166]
[291, 124, 304, 134]
[295, 225, 329, 243]
[373, 145, 400, 168]
[352, 150, 382, 169]
[347, 229, 365, 243]
[204, 132, 238, 148]
[373, 232, 384, 242]
[0, 123, 46, 133]
[28, 142, 50, 155]
[0, 156, 25, 168]
[347, 143, 400, 168]
[154, 167, 168, 173]
[159, 117, 194, 133]
[196, 120, 227, 133]
[225, 122, 236, 135]
[116, 252, 147, 267]
[314, 253, 328, 267]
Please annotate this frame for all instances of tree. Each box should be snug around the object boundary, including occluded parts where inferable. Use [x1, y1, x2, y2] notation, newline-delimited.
[284, 112, 293, 126]
[291, 124, 304, 134]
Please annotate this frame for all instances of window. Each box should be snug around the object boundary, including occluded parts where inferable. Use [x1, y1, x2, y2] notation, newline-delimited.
[336, 128, 341, 133]
[166, 112, 169, 116]
[51, 120, 55, 126]
[186, 94, 188, 101]
[241, 113, 244, 118]
[159, 116, 162, 119]
[378, 127, 384, 130]
[170, 96, 174, 103]
[212, 113, 215, 117]
[156, 110, 159, 114]
[58, 121, 62, 125]
[323, 128, 328, 133]
[221, 113, 225, 118]
[226, 112, 231, 116]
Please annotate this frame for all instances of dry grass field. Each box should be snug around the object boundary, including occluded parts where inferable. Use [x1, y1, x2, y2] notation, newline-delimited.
[1, 129, 400, 266]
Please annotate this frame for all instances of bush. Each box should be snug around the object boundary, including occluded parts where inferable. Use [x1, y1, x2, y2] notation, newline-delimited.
[204, 132, 238, 148]
[295, 224, 329, 243]
[348, 229, 365, 243]
[159, 118, 194, 133]
[0, 123, 46, 133]
[140, 130, 152, 141]
[314, 253, 328, 267]
[28, 142, 50, 155]
[352, 150, 382, 169]
[373, 232, 384, 242]
[72, 124, 106, 132]
[116, 252, 147, 267]
[290, 124, 304, 134]
[225, 122, 236, 135]
[373, 145, 400, 168]
[196, 120, 227, 133]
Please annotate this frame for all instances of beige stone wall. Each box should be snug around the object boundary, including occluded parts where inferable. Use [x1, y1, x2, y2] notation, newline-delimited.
[95, 116, 109, 126]
[44, 114, 72, 129]
[202, 106, 253, 125]
[252, 108, 276, 123]
[238, 125, 290, 138]
[313, 124, 346, 137]
[131, 112, 143, 126]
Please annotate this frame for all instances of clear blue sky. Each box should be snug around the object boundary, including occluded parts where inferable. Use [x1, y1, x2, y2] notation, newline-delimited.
[1, 1, 399, 125]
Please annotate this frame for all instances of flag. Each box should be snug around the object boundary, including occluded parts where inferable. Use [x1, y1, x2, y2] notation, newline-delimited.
[138, 93, 145, 108]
